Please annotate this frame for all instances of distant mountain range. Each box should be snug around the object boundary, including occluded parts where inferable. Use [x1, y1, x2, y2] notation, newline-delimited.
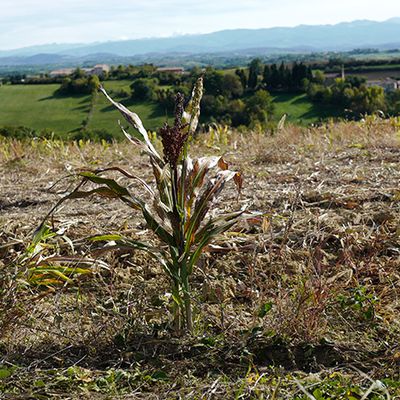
[1, 18, 400, 67]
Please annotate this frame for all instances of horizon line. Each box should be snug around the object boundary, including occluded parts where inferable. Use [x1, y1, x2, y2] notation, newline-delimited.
[1, 16, 399, 53]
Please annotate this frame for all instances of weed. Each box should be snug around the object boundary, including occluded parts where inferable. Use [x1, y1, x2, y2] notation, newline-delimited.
[338, 285, 379, 321]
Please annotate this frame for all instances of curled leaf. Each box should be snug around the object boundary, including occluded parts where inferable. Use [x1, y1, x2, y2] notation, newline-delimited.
[217, 157, 229, 171]
[234, 172, 243, 194]
[100, 86, 162, 162]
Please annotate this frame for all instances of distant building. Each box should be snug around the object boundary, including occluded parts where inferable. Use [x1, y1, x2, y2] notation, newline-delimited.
[87, 64, 111, 77]
[49, 64, 110, 78]
[49, 68, 75, 77]
[366, 78, 399, 92]
[156, 67, 185, 74]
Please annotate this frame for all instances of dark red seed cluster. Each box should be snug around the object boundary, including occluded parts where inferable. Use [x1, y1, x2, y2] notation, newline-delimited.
[159, 93, 189, 168]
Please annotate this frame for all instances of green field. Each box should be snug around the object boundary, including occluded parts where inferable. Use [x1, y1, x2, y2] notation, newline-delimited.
[0, 82, 340, 139]
[0, 81, 168, 139]
[0, 83, 90, 134]
[272, 93, 341, 125]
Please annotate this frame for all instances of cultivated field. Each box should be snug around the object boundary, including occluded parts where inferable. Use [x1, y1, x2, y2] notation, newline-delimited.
[0, 81, 166, 138]
[0, 117, 400, 398]
[272, 93, 341, 125]
[0, 82, 341, 141]
[351, 69, 400, 80]
[0, 83, 90, 133]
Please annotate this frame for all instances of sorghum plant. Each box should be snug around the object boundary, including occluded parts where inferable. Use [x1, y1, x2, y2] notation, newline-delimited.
[42, 78, 248, 333]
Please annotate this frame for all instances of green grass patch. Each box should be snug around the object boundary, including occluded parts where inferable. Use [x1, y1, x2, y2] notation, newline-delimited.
[0, 82, 342, 139]
[0, 81, 170, 140]
[272, 93, 342, 125]
[0, 83, 90, 135]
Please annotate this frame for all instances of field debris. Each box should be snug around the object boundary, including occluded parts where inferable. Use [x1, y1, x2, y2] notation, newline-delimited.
[0, 118, 400, 398]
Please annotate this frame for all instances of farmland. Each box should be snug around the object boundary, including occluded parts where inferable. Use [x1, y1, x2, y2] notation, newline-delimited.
[2, 55, 400, 141]
[0, 81, 167, 139]
[272, 93, 342, 125]
[0, 80, 346, 140]
[0, 83, 90, 134]
[1, 115, 400, 398]
[3, 7, 400, 397]
[344, 67, 400, 81]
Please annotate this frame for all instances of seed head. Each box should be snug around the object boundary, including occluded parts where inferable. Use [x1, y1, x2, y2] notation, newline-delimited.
[159, 93, 189, 168]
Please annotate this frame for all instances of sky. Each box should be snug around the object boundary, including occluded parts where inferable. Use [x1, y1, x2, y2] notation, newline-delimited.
[0, 0, 399, 50]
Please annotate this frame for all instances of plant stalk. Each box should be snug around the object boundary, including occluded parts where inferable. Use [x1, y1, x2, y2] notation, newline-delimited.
[183, 274, 193, 333]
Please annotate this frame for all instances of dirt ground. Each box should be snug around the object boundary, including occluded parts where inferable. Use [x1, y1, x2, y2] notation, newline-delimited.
[1, 118, 400, 398]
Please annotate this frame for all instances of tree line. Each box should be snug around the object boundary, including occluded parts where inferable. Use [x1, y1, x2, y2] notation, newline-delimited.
[121, 60, 314, 128]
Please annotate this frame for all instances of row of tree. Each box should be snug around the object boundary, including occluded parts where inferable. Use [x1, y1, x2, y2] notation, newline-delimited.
[125, 61, 315, 127]
[129, 74, 275, 128]
[243, 59, 313, 91]
[53, 60, 400, 127]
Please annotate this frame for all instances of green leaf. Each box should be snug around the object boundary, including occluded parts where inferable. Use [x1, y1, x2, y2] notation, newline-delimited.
[28, 268, 72, 284]
[79, 172, 131, 197]
[31, 265, 91, 275]
[89, 234, 124, 242]
[151, 371, 168, 381]
[258, 302, 273, 318]
[0, 368, 13, 379]
[171, 292, 183, 306]
[186, 211, 257, 274]
[187, 219, 238, 274]
[200, 336, 216, 347]
[94, 166, 155, 196]
[28, 224, 56, 255]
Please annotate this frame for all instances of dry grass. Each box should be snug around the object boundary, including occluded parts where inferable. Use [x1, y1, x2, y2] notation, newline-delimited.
[1, 117, 400, 398]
